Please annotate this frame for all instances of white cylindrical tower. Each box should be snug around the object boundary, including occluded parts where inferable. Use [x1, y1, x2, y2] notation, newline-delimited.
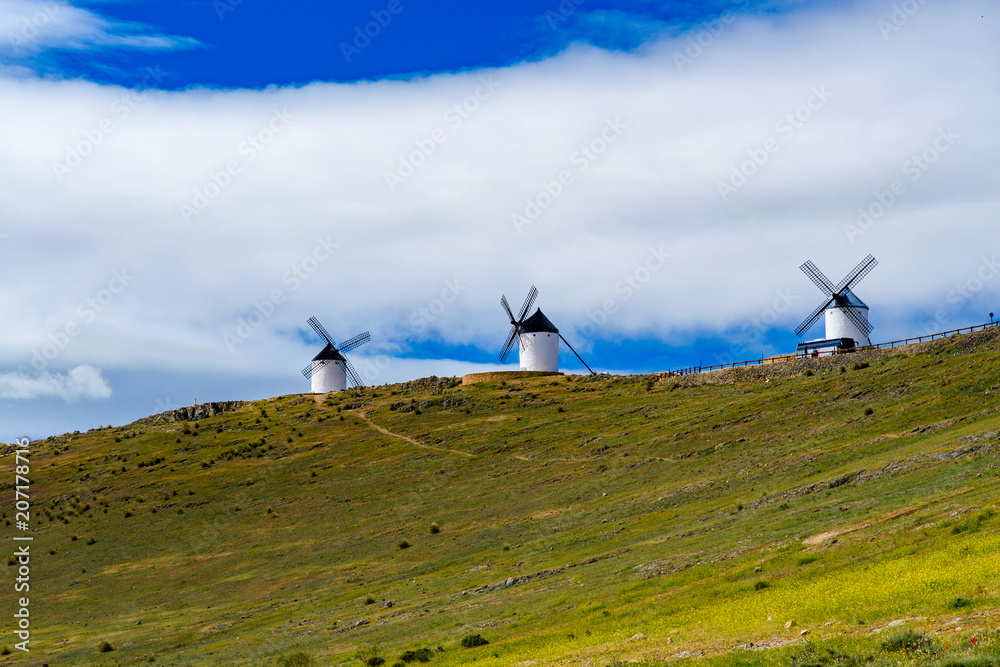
[824, 290, 870, 346]
[310, 346, 347, 393]
[518, 309, 560, 372]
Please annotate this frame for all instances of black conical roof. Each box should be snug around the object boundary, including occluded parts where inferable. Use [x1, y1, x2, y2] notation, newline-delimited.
[313, 344, 345, 362]
[521, 308, 559, 334]
[833, 288, 869, 310]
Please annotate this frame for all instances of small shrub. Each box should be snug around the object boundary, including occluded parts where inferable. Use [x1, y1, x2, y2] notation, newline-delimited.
[364, 596, 376, 605]
[950, 597, 973, 609]
[276, 653, 316, 667]
[879, 630, 934, 653]
[951, 510, 995, 534]
[754, 580, 770, 590]
[840, 366, 846, 373]
[87, 537, 96, 545]
[789, 646, 863, 667]
[852, 362, 869, 370]
[864, 407, 875, 416]
[0, 646, 10, 655]
[460, 634, 489, 648]
[399, 540, 411, 550]
[98, 641, 114, 653]
[797, 555, 819, 566]
[804, 370, 814, 377]
[365, 659, 385, 667]
[429, 522, 440, 534]
[941, 659, 994, 667]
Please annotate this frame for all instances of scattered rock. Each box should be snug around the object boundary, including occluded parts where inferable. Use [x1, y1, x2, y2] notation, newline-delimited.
[673, 650, 703, 659]
[869, 619, 905, 634]
[785, 620, 797, 630]
[800, 629, 810, 636]
[139, 401, 247, 425]
[630, 633, 646, 641]
[754, 566, 763, 573]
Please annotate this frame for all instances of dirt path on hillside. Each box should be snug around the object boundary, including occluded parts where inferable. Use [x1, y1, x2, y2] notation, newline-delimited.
[802, 504, 925, 545]
[354, 411, 474, 458]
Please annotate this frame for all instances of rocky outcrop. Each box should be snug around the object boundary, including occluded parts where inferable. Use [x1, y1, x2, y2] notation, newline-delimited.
[136, 401, 248, 425]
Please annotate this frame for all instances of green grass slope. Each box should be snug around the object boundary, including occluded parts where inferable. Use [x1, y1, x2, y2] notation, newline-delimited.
[6, 329, 1000, 667]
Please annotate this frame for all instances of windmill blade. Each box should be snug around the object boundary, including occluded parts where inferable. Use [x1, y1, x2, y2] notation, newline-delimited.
[558, 333, 597, 376]
[343, 356, 364, 388]
[800, 261, 836, 296]
[835, 254, 878, 294]
[306, 316, 336, 348]
[499, 326, 518, 363]
[795, 297, 835, 337]
[500, 295, 516, 323]
[339, 331, 371, 354]
[302, 359, 331, 379]
[517, 285, 538, 321]
[841, 303, 874, 337]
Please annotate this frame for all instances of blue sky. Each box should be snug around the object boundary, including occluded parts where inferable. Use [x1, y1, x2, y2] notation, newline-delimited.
[29, 1, 783, 87]
[1, 0, 998, 440]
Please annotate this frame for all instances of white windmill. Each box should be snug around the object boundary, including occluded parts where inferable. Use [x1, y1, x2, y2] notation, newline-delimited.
[499, 285, 595, 375]
[795, 254, 878, 354]
[300, 316, 370, 393]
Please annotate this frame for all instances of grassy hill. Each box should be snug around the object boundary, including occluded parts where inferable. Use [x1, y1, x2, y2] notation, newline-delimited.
[7, 328, 1000, 667]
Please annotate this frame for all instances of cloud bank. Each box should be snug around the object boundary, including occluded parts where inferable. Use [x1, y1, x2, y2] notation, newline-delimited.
[0, 0, 199, 77]
[0, 365, 112, 401]
[0, 0, 997, 390]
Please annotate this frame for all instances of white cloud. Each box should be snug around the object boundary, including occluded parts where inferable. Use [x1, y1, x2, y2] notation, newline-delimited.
[0, 0, 997, 387]
[0, 0, 199, 62]
[0, 365, 112, 401]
